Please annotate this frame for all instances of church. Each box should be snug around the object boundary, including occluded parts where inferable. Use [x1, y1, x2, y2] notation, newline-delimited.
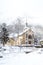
[16, 27, 34, 46]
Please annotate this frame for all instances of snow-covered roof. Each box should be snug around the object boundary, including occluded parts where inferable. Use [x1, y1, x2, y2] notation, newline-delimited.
[40, 39, 43, 41]
[9, 33, 18, 39]
[9, 33, 14, 38]
[19, 28, 29, 36]
[14, 34, 18, 37]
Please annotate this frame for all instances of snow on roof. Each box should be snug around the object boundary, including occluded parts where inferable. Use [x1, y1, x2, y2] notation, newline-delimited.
[40, 39, 43, 41]
[9, 33, 18, 38]
[14, 34, 18, 37]
[9, 33, 14, 38]
[19, 27, 29, 36]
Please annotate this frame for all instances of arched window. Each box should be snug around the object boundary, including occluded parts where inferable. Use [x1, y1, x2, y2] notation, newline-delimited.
[28, 35, 32, 39]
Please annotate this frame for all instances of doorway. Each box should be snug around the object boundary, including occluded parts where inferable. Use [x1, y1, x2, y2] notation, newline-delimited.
[29, 41, 31, 44]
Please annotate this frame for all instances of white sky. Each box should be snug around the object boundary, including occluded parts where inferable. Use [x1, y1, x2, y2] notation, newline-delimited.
[0, 0, 43, 25]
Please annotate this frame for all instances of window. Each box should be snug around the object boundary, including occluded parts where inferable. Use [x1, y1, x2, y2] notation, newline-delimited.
[28, 35, 32, 39]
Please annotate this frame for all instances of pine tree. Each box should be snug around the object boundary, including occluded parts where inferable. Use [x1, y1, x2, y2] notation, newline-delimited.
[1, 23, 9, 46]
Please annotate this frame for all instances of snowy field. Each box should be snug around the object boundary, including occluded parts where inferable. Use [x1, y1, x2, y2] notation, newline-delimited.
[0, 46, 43, 65]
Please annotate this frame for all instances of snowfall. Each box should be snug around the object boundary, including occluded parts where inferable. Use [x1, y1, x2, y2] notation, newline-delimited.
[0, 46, 43, 65]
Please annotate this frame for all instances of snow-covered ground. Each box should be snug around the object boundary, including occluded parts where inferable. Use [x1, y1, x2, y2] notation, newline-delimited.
[0, 46, 43, 65]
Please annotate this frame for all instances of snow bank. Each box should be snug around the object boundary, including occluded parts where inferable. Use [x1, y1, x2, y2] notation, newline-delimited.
[0, 48, 43, 65]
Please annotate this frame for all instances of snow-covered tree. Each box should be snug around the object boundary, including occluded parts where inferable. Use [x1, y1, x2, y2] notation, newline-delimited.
[1, 23, 9, 46]
[7, 25, 14, 34]
[14, 18, 24, 34]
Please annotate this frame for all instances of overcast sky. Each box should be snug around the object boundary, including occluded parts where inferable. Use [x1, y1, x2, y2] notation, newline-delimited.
[0, 0, 43, 25]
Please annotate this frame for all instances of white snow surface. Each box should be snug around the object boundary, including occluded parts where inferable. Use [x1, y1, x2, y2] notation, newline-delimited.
[0, 46, 43, 65]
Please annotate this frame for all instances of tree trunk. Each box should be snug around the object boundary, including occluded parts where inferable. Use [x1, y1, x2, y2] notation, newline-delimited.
[3, 42, 5, 46]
